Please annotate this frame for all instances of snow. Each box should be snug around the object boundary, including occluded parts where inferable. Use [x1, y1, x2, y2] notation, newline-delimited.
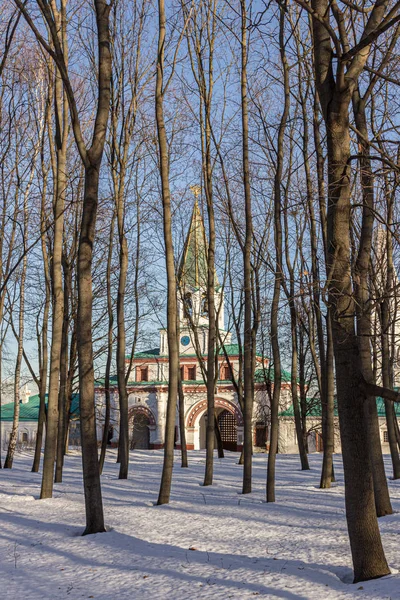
[0, 450, 399, 599]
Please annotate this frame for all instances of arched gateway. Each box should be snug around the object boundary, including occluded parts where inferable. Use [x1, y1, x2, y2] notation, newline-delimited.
[186, 398, 243, 451]
[128, 406, 156, 450]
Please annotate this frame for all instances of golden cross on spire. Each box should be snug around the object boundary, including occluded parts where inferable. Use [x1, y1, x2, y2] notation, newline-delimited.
[190, 184, 201, 199]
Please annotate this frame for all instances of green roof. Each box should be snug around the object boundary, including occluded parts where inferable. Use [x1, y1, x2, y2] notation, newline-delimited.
[129, 348, 160, 359]
[254, 367, 292, 383]
[219, 344, 270, 360]
[376, 397, 400, 417]
[219, 344, 240, 356]
[0, 393, 80, 422]
[279, 397, 400, 418]
[94, 375, 118, 388]
[126, 344, 243, 361]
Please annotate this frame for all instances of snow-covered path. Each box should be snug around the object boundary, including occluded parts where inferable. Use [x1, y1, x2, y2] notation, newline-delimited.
[0, 450, 399, 599]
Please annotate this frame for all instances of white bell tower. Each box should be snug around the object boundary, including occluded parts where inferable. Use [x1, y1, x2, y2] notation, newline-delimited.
[172, 197, 231, 356]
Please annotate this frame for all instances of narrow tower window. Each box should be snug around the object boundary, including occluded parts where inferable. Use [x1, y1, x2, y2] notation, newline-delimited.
[184, 292, 193, 317]
[201, 293, 208, 316]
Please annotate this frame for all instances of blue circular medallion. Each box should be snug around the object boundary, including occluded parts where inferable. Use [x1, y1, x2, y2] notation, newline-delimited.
[181, 335, 190, 347]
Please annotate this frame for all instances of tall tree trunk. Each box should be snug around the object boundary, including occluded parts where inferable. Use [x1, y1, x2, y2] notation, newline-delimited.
[78, 164, 106, 534]
[203, 146, 216, 487]
[156, 0, 179, 506]
[267, 6, 288, 502]
[4, 114, 34, 468]
[41, 10, 68, 496]
[32, 130, 51, 473]
[311, 93, 335, 487]
[17, 0, 112, 531]
[326, 104, 389, 580]
[309, 0, 393, 579]
[352, 89, 394, 511]
[241, 0, 254, 495]
[117, 209, 129, 480]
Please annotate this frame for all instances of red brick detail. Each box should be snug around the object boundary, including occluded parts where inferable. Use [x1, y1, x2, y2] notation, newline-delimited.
[186, 398, 243, 428]
[128, 405, 156, 426]
[152, 443, 164, 449]
[186, 444, 195, 450]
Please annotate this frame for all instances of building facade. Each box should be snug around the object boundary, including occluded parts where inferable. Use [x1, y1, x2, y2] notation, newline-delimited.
[94, 201, 292, 452]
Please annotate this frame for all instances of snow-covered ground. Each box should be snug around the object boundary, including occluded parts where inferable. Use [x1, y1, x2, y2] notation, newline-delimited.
[0, 450, 399, 600]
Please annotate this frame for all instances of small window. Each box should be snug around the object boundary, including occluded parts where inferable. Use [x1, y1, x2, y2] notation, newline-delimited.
[187, 366, 196, 381]
[137, 367, 148, 382]
[222, 365, 233, 380]
[22, 432, 28, 442]
[383, 430, 389, 443]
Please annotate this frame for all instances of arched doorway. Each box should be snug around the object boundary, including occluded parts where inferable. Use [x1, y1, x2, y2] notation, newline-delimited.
[130, 412, 150, 449]
[128, 406, 156, 450]
[189, 399, 243, 451]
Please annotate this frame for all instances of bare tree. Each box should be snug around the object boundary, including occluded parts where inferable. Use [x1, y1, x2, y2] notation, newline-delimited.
[266, 4, 289, 503]
[294, 0, 400, 581]
[16, 0, 114, 534]
[156, 0, 180, 506]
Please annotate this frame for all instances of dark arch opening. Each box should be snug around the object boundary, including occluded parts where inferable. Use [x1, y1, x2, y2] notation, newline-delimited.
[130, 412, 150, 450]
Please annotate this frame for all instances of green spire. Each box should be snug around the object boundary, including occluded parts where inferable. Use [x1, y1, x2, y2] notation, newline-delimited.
[178, 201, 208, 288]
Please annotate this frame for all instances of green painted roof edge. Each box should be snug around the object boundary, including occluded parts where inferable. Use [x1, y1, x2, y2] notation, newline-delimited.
[279, 397, 400, 418]
[1, 393, 80, 422]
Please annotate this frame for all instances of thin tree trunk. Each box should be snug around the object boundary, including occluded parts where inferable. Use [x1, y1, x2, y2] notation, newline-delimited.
[320, 311, 335, 488]
[240, 0, 254, 495]
[4, 110, 36, 467]
[203, 137, 216, 486]
[178, 374, 188, 468]
[32, 125, 51, 473]
[267, 6, 288, 502]
[117, 217, 129, 480]
[289, 303, 309, 470]
[382, 308, 400, 479]
[64, 274, 77, 454]
[41, 9, 68, 496]
[380, 209, 400, 479]
[156, 0, 179, 506]
[214, 414, 224, 459]
[55, 254, 70, 483]
[99, 212, 115, 474]
[4, 195, 29, 469]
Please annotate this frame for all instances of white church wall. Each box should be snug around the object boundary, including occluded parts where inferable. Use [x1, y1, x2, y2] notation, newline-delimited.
[1, 422, 37, 449]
